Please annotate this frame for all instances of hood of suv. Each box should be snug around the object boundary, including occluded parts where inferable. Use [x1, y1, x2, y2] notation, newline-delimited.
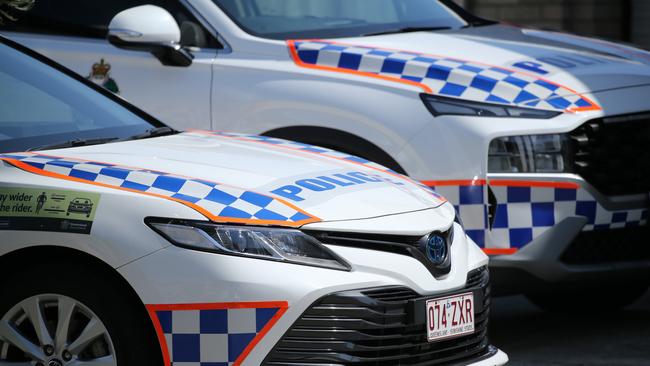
[288, 24, 650, 111]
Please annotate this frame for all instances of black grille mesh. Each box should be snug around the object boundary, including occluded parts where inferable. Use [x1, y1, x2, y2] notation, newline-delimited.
[570, 113, 650, 196]
[263, 267, 492, 365]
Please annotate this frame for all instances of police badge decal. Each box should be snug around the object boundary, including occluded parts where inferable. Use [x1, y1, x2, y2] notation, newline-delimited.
[87, 58, 120, 94]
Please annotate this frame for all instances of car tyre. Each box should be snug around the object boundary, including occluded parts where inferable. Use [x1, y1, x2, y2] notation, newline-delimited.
[0, 260, 162, 366]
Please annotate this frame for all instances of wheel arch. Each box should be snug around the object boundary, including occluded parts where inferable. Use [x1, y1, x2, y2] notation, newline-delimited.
[0, 245, 163, 362]
[263, 125, 407, 174]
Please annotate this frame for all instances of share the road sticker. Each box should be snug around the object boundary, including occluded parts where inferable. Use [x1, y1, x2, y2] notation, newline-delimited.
[0, 187, 100, 234]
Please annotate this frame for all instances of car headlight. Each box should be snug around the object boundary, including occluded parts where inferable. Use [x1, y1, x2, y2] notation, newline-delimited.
[421, 94, 561, 119]
[488, 134, 570, 173]
[147, 218, 351, 271]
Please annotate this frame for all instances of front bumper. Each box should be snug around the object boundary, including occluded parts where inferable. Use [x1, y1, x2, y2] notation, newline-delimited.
[264, 267, 503, 365]
[117, 221, 506, 365]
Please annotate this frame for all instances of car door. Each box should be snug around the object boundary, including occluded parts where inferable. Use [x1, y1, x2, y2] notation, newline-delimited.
[0, 0, 219, 130]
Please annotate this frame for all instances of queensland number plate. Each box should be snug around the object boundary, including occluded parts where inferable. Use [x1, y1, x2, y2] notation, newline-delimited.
[426, 292, 475, 342]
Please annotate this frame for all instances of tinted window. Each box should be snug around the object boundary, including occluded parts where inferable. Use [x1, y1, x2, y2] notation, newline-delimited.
[0, 41, 159, 153]
[0, 0, 219, 48]
[213, 0, 467, 39]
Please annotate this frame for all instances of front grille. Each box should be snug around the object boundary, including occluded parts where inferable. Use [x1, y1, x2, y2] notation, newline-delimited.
[264, 267, 492, 365]
[561, 226, 650, 264]
[304, 228, 455, 278]
[569, 112, 650, 196]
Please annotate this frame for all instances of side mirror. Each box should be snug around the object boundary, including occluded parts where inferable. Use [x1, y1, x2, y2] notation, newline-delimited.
[108, 5, 193, 67]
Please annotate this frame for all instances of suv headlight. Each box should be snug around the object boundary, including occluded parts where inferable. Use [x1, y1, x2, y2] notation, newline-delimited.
[147, 218, 350, 271]
[488, 134, 570, 173]
[421, 94, 561, 119]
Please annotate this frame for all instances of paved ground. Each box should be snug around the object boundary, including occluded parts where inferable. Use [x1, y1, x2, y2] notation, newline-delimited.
[489, 290, 650, 365]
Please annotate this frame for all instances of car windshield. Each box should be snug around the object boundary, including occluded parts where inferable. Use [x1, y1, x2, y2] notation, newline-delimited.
[212, 0, 469, 39]
[0, 41, 162, 153]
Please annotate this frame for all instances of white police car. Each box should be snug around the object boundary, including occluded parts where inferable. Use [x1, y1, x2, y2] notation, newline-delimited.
[3, 0, 649, 309]
[0, 37, 507, 365]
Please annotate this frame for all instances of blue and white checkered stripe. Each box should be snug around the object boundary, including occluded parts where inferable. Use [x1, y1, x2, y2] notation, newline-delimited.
[489, 185, 648, 249]
[430, 184, 488, 247]
[290, 40, 599, 112]
[0, 153, 317, 226]
[153, 307, 281, 366]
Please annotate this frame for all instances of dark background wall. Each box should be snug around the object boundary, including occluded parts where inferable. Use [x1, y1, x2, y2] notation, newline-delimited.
[455, 0, 650, 49]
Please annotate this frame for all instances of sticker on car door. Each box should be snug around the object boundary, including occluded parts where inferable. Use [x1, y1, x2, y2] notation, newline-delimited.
[0, 187, 100, 234]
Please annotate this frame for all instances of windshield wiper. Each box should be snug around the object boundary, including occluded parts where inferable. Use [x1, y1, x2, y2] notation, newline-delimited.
[27, 137, 120, 151]
[362, 26, 452, 37]
[127, 126, 178, 140]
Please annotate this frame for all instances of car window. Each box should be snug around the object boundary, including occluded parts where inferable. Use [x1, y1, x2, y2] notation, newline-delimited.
[212, 0, 468, 39]
[0, 0, 220, 48]
[0, 42, 159, 153]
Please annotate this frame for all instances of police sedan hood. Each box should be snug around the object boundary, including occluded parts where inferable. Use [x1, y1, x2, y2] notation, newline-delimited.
[25, 131, 452, 225]
[303, 24, 650, 103]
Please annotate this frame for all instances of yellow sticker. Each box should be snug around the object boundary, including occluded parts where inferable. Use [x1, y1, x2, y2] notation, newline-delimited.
[0, 187, 100, 234]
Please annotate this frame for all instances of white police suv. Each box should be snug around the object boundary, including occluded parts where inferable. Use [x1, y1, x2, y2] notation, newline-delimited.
[0, 36, 507, 365]
[2, 0, 649, 308]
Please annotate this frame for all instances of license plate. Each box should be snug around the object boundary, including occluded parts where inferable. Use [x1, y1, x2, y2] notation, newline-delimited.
[426, 292, 475, 342]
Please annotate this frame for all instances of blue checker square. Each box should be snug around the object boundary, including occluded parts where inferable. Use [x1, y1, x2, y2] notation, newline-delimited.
[48, 160, 78, 168]
[507, 187, 531, 203]
[402, 75, 424, 82]
[458, 64, 483, 73]
[120, 180, 151, 192]
[547, 97, 571, 109]
[626, 221, 640, 228]
[200, 309, 228, 334]
[459, 185, 483, 205]
[575, 201, 597, 224]
[486, 94, 510, 104]
[503, 76, 529, 88]
[612, 212, 628, 223]
[338, 52, 362, 70]
[426, 65, 451, 80]
[100, 167, 130, 180]
[439, 83, 467, 96]
[254, 209, 288, 221]
[575, 98, 592, 107]
[297, 49, 319, 64]
[532, 202, 555, 227]
[413, 56, 438, 63]
[465, 229, 485, 247]
[219, 206, 253, 219]
[368, 49, 392, 57]
[69, 169, 98, 181]
[172, 334, 200, 362]
[345, 156, 371, 164]
[509, 228, 533, 248]
[534, 79, 559, 91]
[152, 175, 186, 192]
[554, 188, 577, 201]
[171, 193, 202, 204]
[157, 311, 172, 333]
[492, 204, 509, 228]
[240, 191, 273, 207]
[513, 90, 538, 104]
[470, 75, 497, 92]
[290, 212, 312, 222]
[204, 189, 238, 205]
[228, 333, 256, 362]
[200, 363, 228, 366]
[256, 308, 278, 332]
[322, 44, 347, 52]
[380, 58, 406, 74]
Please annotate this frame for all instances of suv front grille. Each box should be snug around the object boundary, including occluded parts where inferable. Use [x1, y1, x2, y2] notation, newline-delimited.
[570, 112, 650, 196]
[263, 267, 492, 365]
